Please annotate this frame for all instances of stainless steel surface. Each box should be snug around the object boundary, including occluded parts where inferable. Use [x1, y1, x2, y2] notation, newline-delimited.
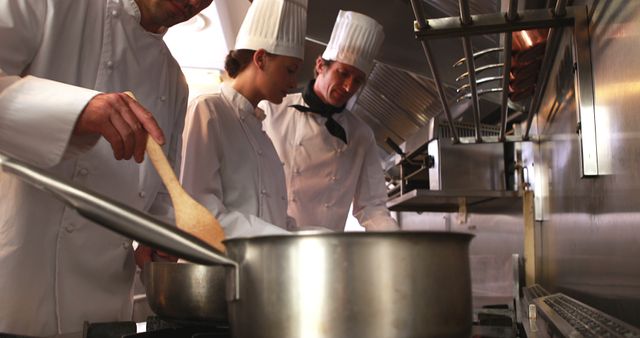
[416, 7, 574, 40]
[387, 188, 521, 212]
[572, 6, 598, 176]
[460, 31, 483, 142]
[415, 7, 576, 39]
[522, 4, 586, 141]
[522, 0, 640, 327]
[523, 10, 575, 139]
[412, 3, 583, 144]
[385, 116, 521, 212]
[143, 262, 227, 321]
[459, 0, 473, 25]
[458, 0, 483, 143]
[410, 0, 460, 143]
[224, 231, 474, 338]
[0, 154, 234, 267]
[500, 0, 518, 141]
[350, 63, 453, 153]
[429, 138, 508, 191]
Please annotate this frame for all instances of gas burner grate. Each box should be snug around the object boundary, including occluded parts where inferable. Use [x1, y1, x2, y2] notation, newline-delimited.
[523, 284, 550, 301]
[145, 316, 229, 332]
[122, 327, 230, 338]
[126, 317, 230, 338]
[534, 293, 640, 338]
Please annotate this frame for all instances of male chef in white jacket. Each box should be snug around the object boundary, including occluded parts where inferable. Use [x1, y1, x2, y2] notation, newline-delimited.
[261, 11, 399, 232]
[0, 0, 212, 336]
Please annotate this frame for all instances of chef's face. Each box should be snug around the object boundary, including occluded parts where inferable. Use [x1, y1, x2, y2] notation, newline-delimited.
[135, 0, 213, 33]
[258, 51, 303, 104]
[313, 57, 366, 107]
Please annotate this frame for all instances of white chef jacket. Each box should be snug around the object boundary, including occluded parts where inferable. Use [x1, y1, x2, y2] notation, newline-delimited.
[261, 92, 398, 231]
[180, 84, 291, 238]
[0, 0, 188, 336]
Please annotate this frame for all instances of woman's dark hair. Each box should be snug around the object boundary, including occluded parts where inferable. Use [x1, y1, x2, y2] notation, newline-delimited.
[224, 49, 277, 78]
[224, 49, 256, 78]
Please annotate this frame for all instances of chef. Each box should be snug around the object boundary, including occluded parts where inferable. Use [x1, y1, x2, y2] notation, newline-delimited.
[180, 0, 307, 237]
[0, 0, 212, 336]
[261, 11, 399, 232]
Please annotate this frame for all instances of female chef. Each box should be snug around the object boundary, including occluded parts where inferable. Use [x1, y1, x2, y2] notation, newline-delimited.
[180, 0, 307, 237]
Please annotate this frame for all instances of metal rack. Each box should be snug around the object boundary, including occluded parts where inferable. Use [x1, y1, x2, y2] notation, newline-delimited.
[533, 293, 640, 337]
[408, 0, 594, 145]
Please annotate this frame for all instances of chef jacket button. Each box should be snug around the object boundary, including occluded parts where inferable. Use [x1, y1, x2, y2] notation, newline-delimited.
[160, 96, 167, 102]
[138, 191, 146, 198]
[111, 9, 118, 17]
[78, 168, 89, 176]
[64, 224, 75, 233]
[261, 189, 267, 195]
[257, 150, 263, 156]
[331, 176, 337, 181]
[106, 60, 114, 69]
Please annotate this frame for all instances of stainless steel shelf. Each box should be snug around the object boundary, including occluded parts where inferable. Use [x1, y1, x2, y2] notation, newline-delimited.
[387, 189, 521, 212]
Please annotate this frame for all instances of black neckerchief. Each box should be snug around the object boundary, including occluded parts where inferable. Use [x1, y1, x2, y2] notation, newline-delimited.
[289, 80, 348, 144]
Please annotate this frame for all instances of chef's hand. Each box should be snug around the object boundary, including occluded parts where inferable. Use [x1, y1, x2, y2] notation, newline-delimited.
[73, 92, 165, 163]
[134, 244, 178, 270]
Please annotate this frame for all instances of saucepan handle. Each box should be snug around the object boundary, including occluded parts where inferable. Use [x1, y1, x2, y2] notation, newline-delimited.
[0, 153, 237, 269]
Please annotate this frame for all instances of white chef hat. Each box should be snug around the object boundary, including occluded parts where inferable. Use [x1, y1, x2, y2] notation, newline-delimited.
[234, 0, 308, 60]
[322, 11, 384, 75]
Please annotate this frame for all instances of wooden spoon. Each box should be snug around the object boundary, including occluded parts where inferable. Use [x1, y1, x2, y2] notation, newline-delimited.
[125, 92, 226, 252]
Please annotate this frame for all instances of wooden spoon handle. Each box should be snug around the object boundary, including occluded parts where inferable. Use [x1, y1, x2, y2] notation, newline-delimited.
[122, 91, 183, 198]
[145, 135, 184, 197]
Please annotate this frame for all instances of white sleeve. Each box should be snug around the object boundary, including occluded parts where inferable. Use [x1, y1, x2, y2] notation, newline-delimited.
[0, 1, 99, 168]
[180, 97, 289, 239]
[352, 130, 400, 231]
[0, 75, 98, 167]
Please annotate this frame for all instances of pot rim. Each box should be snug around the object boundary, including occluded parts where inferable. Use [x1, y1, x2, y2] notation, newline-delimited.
[223, 230, 474, 244]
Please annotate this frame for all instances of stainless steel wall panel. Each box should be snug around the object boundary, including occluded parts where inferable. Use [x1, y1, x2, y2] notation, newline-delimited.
[395, 0, 640, 327]
[528, 0, 640, 326]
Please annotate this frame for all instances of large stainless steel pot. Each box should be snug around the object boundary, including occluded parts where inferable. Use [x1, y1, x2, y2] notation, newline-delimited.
[223, 231, 473, 338]
[0, 154, 473, 338]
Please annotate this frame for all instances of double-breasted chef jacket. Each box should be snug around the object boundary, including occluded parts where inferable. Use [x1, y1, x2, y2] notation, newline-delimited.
[261, 92, 398, 231]
[180, 84, 292, 238]
[0, 0, 188, 336]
